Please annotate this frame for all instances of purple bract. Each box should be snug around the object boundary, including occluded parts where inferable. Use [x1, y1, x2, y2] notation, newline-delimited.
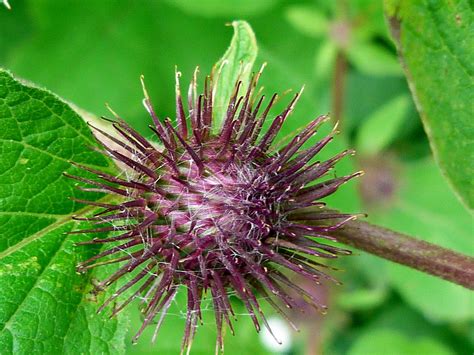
[68, 67, 361, 353]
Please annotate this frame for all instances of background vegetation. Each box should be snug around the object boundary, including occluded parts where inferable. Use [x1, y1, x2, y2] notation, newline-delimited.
[0, 0, 472, 354]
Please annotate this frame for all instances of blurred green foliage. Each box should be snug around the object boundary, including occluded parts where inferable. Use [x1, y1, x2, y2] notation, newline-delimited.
[0, 0, 472, 354]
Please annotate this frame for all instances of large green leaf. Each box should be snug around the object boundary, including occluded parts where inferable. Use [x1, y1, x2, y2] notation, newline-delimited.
[0, 70, 127, 353]
[386, 0, 474, 210]
[213, 20, 257, 130]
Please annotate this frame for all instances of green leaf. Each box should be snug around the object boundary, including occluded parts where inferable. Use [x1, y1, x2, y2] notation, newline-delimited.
[337, 287, 388, 311]
[355, 94, 411, 155]
[63, 263, 130, 354]
[313, 40, 338, 81]
[0, 70, 127, 353]
[349, 329, 454, 355]
[387, 0, 474, 210]
[213, 20, 257, 130]
[346, 42, 403, 77]
[369, 159, 474, 321]
[285, 5, 330, 38]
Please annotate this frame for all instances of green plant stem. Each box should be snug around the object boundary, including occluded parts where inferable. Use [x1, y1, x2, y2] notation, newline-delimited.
[329, 219, 474, 289]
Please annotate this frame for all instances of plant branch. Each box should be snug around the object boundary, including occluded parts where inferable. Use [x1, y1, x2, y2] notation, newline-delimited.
[329, 219, 474, 289]
[331, 51, 347, 126]
[330, 0, 349, 127]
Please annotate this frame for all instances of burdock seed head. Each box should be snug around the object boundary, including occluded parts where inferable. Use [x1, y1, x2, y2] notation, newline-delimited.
[67, 65, 361, 353]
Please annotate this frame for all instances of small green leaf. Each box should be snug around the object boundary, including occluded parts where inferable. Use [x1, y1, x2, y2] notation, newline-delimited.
[355, 94, 410, 155]
[212, 21, 257, 130]
[349, 329, 454, 355]
[387, 0, 474, 210]
[285, 5, 330, 38]
[337, 287, 388, 311]
[0, 70, 127, 353]
[347, 42, 403, 77]
[314, 40, 338, 81]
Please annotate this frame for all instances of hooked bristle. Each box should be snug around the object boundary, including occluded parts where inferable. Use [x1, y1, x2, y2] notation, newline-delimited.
[69, 67, 359, 353]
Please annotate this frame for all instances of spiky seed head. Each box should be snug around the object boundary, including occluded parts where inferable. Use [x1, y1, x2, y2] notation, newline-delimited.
[68, 67, 361, 353]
